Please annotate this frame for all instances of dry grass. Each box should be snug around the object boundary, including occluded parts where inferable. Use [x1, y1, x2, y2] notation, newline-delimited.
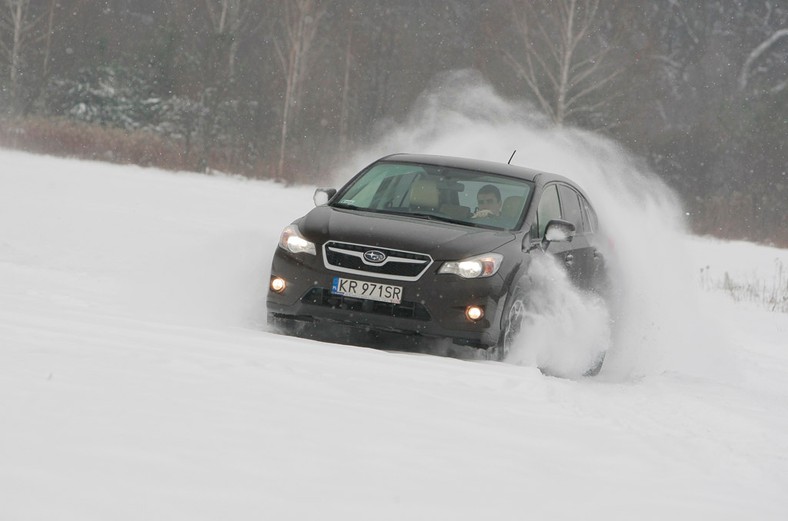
[691, 193, 788, 248]
[0, 118, 187, 169]
[0, 117, 266, 178]
[700, 260, 788, 313]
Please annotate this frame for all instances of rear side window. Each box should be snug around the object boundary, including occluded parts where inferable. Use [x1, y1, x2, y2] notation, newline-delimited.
[557, 184, 583, 232]
[537, 185, 561, 237]
[580, 196, 598, 233]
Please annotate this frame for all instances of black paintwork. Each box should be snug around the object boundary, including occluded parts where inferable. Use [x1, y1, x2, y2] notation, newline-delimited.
[267, 154, 605, 351]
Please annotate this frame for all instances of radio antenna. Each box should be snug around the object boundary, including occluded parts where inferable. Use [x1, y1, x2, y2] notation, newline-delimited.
[507, 150, 517, 164]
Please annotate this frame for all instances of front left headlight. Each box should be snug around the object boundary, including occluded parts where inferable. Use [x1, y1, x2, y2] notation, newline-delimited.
[278, 224, 316, 255]
[438, 253, 503, 278]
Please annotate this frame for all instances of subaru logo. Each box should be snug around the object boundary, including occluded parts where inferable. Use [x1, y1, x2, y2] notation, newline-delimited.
[363, 250, 387, 263]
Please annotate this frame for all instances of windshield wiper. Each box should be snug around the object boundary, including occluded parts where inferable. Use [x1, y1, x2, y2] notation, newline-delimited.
[406, 212, 467, 225]
[332, 202, 362, 210]
[331, 206, 470, 226]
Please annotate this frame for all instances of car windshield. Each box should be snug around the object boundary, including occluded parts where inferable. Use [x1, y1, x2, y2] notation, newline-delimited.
[332, 161, 534, 231]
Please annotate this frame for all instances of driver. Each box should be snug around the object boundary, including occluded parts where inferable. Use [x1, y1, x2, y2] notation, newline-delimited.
[472, 184, 502, 219]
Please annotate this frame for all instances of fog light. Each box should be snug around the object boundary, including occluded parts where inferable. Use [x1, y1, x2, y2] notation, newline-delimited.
[270, 277, 286, 293]
[465, 305, 484, 321]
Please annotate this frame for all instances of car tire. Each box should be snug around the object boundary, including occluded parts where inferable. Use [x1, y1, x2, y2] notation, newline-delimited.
[583, 352, 605, 376]
[490, 289, 527, 362]
[490, 283, 608, 376]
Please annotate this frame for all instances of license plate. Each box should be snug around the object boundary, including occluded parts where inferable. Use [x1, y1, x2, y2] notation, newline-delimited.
[331, 277, 403, 304]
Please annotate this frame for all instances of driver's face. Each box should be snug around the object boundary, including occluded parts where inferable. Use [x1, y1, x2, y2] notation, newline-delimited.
[477, 193, 501, 214]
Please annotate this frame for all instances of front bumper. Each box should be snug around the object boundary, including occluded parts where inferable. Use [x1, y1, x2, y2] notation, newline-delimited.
[266, 248, 508, 347]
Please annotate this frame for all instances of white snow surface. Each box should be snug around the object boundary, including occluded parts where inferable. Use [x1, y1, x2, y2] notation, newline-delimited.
[2, 149, 788, 520]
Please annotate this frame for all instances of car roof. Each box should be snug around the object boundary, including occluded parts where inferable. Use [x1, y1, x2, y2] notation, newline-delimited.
[380, 153, 574, 186]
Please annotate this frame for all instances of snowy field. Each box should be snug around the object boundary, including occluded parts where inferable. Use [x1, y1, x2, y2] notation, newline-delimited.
[1, 148, 787, 520]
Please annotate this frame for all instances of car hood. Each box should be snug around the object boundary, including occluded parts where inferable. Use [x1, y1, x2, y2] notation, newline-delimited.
[298, 206, 516, 260]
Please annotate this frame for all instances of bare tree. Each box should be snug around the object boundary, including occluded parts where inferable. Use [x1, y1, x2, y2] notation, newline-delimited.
[0, 0, 46, 113]
[739, 28, 788, 93]
[273, 0, 325, 179]
[203, 0, 259, 83]
[338, 20, 353, 154]
[175, 0, 261, 171]
[502, 0, 622, 126]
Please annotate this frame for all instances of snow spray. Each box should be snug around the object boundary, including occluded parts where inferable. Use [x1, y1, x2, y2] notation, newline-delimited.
[342, 69, 732, 380]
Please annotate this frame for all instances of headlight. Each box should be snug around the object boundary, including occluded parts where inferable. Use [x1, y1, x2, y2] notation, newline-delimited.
[438, 253, 503, 278]
[278, 224, 316, 255]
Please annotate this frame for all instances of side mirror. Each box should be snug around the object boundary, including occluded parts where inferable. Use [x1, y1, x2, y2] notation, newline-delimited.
[313, 187, 337, 206]
[544, 219, 576, 244]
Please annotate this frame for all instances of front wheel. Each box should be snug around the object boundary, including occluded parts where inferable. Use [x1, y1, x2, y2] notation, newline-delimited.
[490, 292, 527, 361]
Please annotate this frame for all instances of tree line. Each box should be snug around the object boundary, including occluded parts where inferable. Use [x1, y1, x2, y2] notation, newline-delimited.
[1, 0, 786, 244]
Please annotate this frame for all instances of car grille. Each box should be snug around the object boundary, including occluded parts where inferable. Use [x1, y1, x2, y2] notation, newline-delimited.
[301, 288, 431, 321]
[322, 241, 433, 281]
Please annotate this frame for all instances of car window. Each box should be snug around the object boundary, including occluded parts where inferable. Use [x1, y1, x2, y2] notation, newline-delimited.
[580, 195, 598, 233]
[332, 161, 533, 231]
[537, 184, 561, 237]
[338, 164, 423, 209]
[557, 184, 583, 232]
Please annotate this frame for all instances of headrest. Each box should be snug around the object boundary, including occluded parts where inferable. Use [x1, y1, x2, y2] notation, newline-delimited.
[502, 196, 525, 219]
[410, 178, 440, 208]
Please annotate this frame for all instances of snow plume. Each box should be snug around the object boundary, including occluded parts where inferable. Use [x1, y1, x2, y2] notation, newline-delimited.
[507, 254, 611, 379]
[346, 69, 734, 380]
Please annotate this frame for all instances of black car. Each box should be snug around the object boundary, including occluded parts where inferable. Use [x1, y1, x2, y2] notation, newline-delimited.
[267, 153, 605, 361]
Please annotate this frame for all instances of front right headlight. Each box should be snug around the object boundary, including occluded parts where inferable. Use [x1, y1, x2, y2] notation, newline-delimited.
[438, 253, 503, 278]
[278, 224, 316, 255]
